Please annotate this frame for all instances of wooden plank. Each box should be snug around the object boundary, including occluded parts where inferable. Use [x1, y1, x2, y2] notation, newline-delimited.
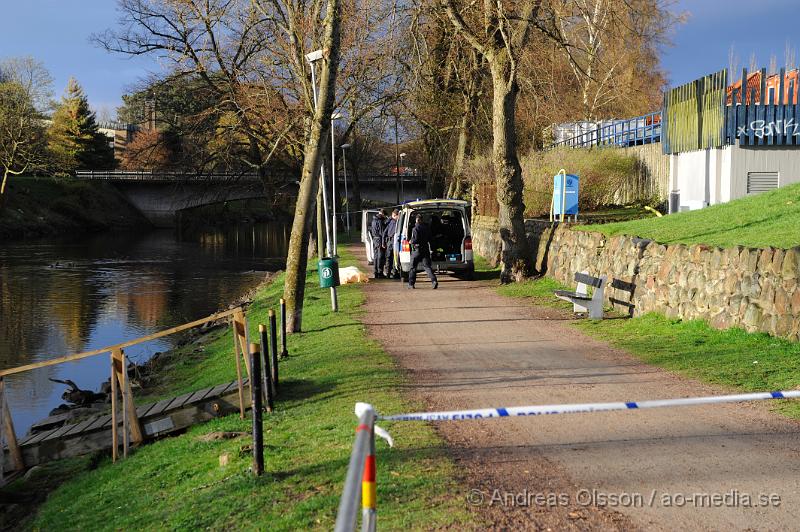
[21, 427, 59, 447]
[143, 397, 176, 418]
[83, 414, 112, 433]
[183, 386, 216, 406]
[61, 416, 101, 438]
[1, 384, 24, 473]
[163, 391, 197, 412]
[137, 402, 156, 419]
[41, 422, 78, 442]
[0, 307, 241, 378]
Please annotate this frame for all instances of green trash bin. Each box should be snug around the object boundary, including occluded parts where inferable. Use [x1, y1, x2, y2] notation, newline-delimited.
[318, 257, 340, 288]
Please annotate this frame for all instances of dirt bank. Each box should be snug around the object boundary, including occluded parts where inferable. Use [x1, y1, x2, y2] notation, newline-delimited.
[0, 177, 149, 241]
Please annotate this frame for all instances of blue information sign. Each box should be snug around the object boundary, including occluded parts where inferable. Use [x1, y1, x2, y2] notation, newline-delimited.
[552, 173, 579, 217]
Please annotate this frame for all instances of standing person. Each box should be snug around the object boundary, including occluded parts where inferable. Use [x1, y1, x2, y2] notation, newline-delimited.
[370, 209, 387, 278]
[383, 209, 400, 278]
[408, 214, 438, 289]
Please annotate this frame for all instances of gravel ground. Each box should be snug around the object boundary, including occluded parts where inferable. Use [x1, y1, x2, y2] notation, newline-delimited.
[355, 247, 800, 531]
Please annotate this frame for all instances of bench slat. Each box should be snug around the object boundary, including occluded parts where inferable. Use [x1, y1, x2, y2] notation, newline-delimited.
[574, 272, 604, 288]
[554, 290, 592, 301]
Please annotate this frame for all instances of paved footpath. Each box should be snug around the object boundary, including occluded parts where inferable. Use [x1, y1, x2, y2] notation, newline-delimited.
[356, 248, 800, 531]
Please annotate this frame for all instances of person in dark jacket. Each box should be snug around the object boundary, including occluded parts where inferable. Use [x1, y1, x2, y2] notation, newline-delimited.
[383, 209, 400, 278]
[408, 214, 438, 289]
[370, 209, 387, 278]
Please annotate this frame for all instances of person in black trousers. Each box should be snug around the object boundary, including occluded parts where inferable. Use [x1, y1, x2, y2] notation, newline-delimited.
[370, 210, 387, 278]
[408, 214, 438, 289]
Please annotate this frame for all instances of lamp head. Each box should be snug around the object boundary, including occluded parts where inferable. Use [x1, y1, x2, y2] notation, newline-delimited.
[305, 49, 324, 63]
[340, 143, 351, 149]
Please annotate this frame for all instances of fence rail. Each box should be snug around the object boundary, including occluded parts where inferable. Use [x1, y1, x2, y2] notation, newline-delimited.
[724, 67, 800, 146]
[550, 112, 662, 149]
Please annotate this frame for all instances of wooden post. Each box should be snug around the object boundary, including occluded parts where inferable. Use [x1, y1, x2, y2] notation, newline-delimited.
[233, 310, 251, 378]
[279, 298, 289, 359]
[112, 349, 143, 459]
[0, 377, 4, 484]
[232, 321, 246, 419]
[0, 378, 24, 479]
[249, 343, 264, 476]
[111, 352, 118, 462]
[269, 310, 279, 394]
[259, 325, 275, 412]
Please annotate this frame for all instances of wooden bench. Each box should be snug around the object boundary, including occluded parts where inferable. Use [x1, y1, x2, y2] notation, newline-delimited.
[554, 271, 607, 319]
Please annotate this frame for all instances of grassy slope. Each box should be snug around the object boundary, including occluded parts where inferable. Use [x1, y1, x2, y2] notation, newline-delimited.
[0, 176, 148, 240]
[475, 260, 800, 420]
[12, 249, 470, 530]
[575, 181, 800, 249]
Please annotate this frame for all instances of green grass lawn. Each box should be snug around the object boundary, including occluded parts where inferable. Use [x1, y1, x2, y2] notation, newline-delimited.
[575, 181, 800, 249]
[4, 249, 471, 531]
[488, 272, 800, 420]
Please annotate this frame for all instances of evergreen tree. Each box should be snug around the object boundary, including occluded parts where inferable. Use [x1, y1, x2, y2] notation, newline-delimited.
[48, 78, 114, 173]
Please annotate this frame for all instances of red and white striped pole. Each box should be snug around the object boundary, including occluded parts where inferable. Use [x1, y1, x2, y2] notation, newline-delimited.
[361, 424, 377, 532]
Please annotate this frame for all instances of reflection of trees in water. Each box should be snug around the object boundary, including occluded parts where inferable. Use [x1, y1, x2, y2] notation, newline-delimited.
[0, 263, 101, 368]
[114, 277, 170, 328]
[48, 272, 102, 353]
[194, 222, 289, 260]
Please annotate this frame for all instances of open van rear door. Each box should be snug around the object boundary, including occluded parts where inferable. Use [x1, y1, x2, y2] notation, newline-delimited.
[361, 209, 379, 264]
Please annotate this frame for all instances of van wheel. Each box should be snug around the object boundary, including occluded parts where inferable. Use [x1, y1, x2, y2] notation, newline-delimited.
[464, 267, 475, 281]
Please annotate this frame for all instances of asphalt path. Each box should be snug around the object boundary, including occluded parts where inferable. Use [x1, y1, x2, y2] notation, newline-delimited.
[357, 248, 800, 530]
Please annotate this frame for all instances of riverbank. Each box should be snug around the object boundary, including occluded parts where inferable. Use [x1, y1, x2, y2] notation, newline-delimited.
[2, 248, 471, 530]
[0, 177, 150, 241]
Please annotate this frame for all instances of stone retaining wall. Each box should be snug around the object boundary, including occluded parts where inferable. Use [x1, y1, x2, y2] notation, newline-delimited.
[471, 215, 800, 340]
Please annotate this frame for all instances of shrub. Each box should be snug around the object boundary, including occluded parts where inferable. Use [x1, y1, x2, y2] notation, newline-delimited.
[521, 148, 640, 216]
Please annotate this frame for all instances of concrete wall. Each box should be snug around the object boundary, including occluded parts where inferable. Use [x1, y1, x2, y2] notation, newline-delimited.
[472, 215, 800, 341]
[671, 144, 800, 211]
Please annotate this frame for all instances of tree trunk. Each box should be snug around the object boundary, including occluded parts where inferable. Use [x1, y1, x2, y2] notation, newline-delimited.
[489, 56, 532, 283]
[283, 0, 342, 333]
[448, 93, 474, 198]
[350, 167, 361, 213]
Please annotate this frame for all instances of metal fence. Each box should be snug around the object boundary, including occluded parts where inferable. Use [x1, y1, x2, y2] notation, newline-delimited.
[724, 67, 800, 146]
[550, 112, 662, 149]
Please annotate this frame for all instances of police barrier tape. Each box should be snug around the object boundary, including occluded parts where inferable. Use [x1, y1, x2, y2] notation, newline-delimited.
[336, 392, 800, 531]
[377, 390, 800, 422]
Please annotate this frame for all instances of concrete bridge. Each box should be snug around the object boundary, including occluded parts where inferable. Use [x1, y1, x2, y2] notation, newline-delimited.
[76, 171, 428, 227]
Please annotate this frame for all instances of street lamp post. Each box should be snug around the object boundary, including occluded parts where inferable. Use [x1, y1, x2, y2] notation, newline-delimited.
[399, 152, 407, 200]
[341, 143, 351, 233]
[331, 112, 342, 255]
[306, 49, 337, 312]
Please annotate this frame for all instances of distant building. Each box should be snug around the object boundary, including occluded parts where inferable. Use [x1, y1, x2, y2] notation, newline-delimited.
[726, 69, 799, 106]
[97, 121, 140, 163]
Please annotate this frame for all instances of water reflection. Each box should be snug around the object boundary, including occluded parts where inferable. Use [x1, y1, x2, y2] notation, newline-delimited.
[0, 222, 287, 435]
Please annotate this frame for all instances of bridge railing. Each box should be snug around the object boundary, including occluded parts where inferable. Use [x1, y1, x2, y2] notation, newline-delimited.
[75, 171, 426, 185]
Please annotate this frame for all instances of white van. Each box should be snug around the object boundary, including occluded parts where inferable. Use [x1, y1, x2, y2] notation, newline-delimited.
[395, 199, 474, 280]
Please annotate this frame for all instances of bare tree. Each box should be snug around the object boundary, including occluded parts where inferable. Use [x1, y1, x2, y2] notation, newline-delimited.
[0, 56, 54, 112]
[0, 81, 47, 198]
[441, 0, 541, 282]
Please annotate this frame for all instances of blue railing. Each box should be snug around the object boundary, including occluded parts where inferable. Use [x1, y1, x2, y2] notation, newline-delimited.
[551, 112, 662, 149]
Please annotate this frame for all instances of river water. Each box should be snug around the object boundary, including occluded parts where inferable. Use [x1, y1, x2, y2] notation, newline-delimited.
[0, 222, 288, 436]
